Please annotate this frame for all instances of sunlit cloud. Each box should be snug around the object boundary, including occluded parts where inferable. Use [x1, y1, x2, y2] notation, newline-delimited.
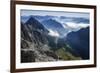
[63, 22, 89, 31]
[48, 29, 60, 37]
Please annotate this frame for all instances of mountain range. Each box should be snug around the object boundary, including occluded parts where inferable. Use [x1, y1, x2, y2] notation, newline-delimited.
[21, 15, 89, 37]
[21, 17, 59, 62]
[21, 15, 90, 62]
[21, 15, 89, 24]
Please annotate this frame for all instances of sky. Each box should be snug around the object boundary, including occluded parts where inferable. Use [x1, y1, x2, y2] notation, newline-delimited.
[21, 10, 90, 19]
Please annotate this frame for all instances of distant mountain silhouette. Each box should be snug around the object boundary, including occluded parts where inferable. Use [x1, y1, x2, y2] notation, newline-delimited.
[42, 19, 67, 36]
[33, 15, 55, 21]
[66, 27, 89, 59]
[72, 18, 89, 24]
[42, 19, 63, 28]
[21, 15, 89, 24]
[59, 16, 89, 24]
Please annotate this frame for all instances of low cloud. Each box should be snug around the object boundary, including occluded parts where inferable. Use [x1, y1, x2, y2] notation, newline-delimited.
[48, 29, 60, 37]
[63, 22, 89, 32]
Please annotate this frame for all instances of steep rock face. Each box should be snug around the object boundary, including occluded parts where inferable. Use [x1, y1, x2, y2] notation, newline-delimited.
[66, 27, 89, 59]
[25, 16, 48, 32]
[21, 17, 58, 63]
[21, 22, 32, 48]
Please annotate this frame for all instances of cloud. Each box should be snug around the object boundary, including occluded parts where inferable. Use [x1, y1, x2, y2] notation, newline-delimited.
[67, 22, 89, 28]
[48, 29, 60, 37]
[63, 22, 89, 31]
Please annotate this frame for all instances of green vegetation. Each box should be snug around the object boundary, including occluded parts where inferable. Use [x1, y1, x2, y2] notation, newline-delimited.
[55, 45, 82, 60]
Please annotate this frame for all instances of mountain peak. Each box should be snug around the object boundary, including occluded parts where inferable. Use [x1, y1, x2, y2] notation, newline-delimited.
[25, 16, 48, 33]
[26, 16, 37, 24]
[42, 18, 63, 28]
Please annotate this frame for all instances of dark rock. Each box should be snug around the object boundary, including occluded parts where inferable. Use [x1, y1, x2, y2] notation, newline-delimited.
[66, 27, 90, 59]
[21, 50, 35, 63]
[44, 51, 58, 59]
[21, 39, 29, 49]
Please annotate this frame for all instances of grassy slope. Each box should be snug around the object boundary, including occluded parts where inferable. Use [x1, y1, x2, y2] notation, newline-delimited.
[55, 45, 82, 60]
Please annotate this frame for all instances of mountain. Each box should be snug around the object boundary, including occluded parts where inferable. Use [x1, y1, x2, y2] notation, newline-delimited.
[42, 19, 67, 36]
[66, 27, 90, 59]
[42, 19, 63, 28]
[33, 15, 55, 22]
[59, 16, 89, 24]
[21, 16, 82, 62]
[21, 16, 30, 23]
[21, 17, 59, 63]
[25, 16, 49, 33]
[21, 22, 33, 49]
[21, 15, 90, 61]
[72, 18, 89, 24]
[21, 15, 89, 25]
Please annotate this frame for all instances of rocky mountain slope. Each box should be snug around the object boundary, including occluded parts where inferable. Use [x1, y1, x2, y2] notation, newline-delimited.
[21, 17, 59, 63]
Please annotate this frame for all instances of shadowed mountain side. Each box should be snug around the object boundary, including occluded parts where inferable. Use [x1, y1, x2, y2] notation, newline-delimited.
[66, 27, 90, 59]
[42, 19, 67, 36]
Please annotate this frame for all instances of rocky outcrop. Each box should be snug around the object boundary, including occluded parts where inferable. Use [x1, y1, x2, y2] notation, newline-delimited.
[21, 17, 59, 63]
